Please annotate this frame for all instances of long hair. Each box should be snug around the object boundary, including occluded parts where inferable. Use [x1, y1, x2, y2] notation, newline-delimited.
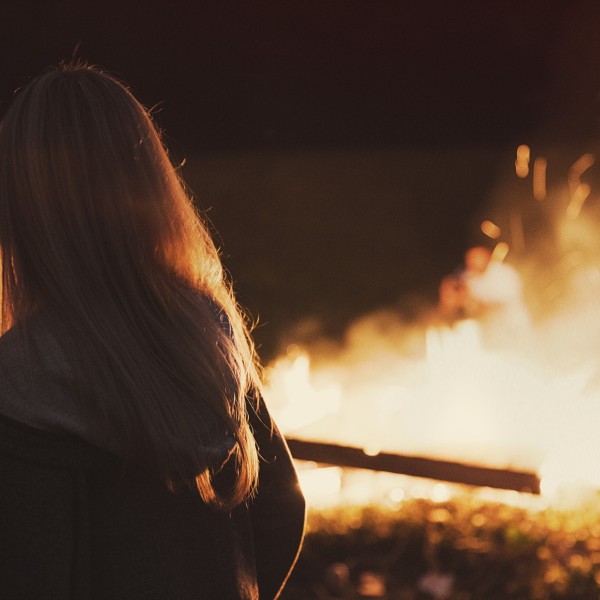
[0, 62, 261, 509]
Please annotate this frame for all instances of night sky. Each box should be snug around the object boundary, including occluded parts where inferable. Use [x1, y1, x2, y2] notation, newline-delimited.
[2, 2, 595, 151]
[1, 1, 600, 357]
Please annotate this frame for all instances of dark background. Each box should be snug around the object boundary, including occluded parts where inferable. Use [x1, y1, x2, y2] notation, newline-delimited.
[1, 1, 599, 359]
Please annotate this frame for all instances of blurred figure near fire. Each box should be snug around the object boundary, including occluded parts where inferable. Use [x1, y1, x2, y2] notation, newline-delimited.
[437, 275, 467, 321]
[438, 246, 530, 345]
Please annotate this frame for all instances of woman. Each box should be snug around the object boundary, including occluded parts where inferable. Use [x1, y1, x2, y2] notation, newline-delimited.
[0, 62, 305, 599]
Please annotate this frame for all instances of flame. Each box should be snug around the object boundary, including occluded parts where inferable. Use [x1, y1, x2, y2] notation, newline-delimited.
[263, 349, 342, 432]
[264, 262, 600, 507]
[262, 147, 600, 509]
[265, 308, 600, 507]
[294, 463, 342, 507]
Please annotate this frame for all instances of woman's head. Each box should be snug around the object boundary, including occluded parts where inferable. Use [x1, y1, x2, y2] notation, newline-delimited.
[0, 62, 221, 322]
[0, 63, 260, 509]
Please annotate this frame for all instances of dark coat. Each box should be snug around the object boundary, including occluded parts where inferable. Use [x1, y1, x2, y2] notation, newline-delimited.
[0, 324, 305, 599]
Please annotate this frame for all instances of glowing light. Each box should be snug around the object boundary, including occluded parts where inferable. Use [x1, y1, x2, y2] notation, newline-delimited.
[480, 220, 501, 239]
[515, 163, 529, 178]
[569, 153, 595, 180]
[296, 465, 342, 507]
[568, 153, 594, 198]
[533, 157, 547, 201]
[263, 351, 342, 432]
[515, 144, 530, 178]
[358, 572, 386, 597]
[516, 144, 531, 159]
[566, 183, 591, 220]
[540, 475, 559, 499]
[363, 445, 381, 457]
[431, 483, 452, 503]
[388, 487, 405, 504]
[491, 241, 509, 263]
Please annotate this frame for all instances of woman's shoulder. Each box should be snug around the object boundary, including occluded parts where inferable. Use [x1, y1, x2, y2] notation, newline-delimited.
[0, 411, 100, 469]
[0, 312, 94, 443]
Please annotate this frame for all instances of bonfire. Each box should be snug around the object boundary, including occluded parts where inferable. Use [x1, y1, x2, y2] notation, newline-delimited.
[264, 145, 600, 509]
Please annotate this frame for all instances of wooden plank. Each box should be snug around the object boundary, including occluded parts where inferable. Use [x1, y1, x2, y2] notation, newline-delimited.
[285, 437, 540, 494]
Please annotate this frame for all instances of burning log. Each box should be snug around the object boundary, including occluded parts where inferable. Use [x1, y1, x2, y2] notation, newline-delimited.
[285, 437, 540, 494]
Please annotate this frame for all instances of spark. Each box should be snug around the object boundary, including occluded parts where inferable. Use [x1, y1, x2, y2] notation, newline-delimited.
[566, 183, 591, 220]
[480, 220, 501, 239]
[569, 153, 595, 180]
[568, 153, 594, 196]
[491, 241, 509, 263]
[533, 157, 547, 201]
[515, 144, 530, 179]
[516, 144, 531, 160]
